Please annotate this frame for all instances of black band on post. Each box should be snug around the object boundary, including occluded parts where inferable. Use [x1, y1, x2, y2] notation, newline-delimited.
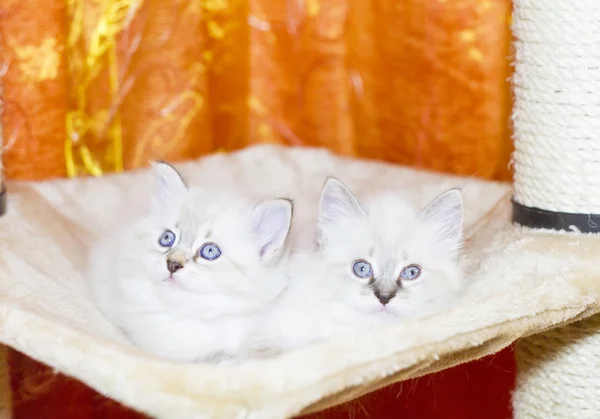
[512, 198, 600, 233]
[0, 187, 5, 217]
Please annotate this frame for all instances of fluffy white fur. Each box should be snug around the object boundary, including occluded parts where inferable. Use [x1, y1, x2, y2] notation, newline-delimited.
[88, 162, 293, 363]
[258, 177, 466, 351]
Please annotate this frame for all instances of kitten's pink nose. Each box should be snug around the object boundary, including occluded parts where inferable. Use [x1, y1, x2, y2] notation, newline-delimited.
[167, 259, 184, 274]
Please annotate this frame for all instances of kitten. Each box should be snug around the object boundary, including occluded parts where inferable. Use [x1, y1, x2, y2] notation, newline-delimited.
[258, 177, 465, 351]
[88, 162, 293, 363]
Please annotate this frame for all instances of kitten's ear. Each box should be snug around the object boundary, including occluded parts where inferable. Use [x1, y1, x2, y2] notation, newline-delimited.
[250, 198, 293, 259]
[150, 161, 188, 218]
[318, 177, 365, 227]
[418, 188, 464, 257]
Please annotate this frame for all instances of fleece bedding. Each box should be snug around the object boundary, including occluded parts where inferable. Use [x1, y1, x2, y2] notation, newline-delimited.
[1, 145, 599, 419]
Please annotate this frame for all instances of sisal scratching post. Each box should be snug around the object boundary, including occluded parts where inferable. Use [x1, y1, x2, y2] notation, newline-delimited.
[511, 0, 600, 417]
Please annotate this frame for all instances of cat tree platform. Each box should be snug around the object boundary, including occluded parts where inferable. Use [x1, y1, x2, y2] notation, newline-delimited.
[1, 145, 599, 419]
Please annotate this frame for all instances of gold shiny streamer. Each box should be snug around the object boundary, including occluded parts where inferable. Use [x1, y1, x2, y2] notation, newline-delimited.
[65, 0, 142, 177]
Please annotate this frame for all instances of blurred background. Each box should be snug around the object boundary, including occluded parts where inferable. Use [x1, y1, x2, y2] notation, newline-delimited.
[1, 0, 514, 417]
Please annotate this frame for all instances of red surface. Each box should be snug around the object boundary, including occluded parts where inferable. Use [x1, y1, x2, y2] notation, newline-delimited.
[305, 346, 515, 419]
[10, 346, 515, 419]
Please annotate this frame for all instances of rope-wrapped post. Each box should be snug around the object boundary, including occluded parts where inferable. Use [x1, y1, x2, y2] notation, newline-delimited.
[511, 0, 600, 417]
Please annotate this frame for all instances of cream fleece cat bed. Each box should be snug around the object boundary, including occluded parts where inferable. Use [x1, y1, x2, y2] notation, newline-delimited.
[1, 144, 600, 419]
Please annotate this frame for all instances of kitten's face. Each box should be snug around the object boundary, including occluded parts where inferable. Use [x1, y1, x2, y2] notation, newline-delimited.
[317, 178, 464, 319]
[138, 163, 292, 309]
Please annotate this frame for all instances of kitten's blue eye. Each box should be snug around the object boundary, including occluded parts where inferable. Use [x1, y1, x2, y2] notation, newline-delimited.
[352, 260, 373, 279]
[198, 243, 221, 261]
[400, 264, 422, 281]
[158, 230, 176, 247]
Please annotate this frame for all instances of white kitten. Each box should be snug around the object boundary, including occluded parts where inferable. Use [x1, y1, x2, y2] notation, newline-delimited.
[258, 177, 465, 351]
[88, 162, 293, 363]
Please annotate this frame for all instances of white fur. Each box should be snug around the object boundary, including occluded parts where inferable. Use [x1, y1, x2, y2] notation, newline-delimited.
[88, 163, 292, 363]
[258, 178, 466, 351]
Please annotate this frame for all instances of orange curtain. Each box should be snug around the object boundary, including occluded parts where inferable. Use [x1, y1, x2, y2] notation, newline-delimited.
[2, 0, 512, 181]
[1, 0, 513, 418]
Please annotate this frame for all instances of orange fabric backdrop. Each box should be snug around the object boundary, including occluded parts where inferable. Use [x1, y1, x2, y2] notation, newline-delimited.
[2, 0, 512, 181]
[1, 0, 513, 418]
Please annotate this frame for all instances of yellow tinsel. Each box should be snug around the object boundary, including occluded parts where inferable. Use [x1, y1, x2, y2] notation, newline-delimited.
[65, 0, 143, 177]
